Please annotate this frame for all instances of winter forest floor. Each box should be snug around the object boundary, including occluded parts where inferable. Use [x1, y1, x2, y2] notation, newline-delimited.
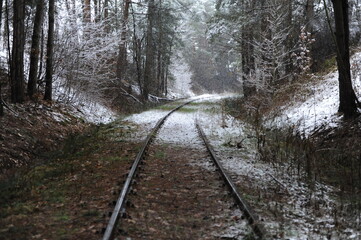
[1, 52, 361, 239]
[1, 92, 361, 239]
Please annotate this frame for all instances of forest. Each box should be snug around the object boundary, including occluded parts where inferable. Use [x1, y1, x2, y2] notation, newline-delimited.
[0, 0, 360, 114]
[1, 0, 361, 239]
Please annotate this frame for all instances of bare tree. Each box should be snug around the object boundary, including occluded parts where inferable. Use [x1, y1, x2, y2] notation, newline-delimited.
[253, 0, 291, 92]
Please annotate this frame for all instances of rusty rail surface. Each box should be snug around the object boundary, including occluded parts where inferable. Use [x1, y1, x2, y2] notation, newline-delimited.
[196, 122, 268, 240]
[102, 100, 195, 240]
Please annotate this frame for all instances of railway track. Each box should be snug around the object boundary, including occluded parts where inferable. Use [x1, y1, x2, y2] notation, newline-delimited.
[102, 100, 267, 240]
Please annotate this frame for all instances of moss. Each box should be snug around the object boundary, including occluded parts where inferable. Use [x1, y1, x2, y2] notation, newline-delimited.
[54, 212, 70, 221]
[82, 209, 100, 217]
[319, 56, 337, 74]
[154, 151, 166, 159]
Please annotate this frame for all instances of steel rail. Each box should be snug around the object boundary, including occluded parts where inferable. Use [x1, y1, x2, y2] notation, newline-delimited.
[196, 122, 268, 240]
[102, 100, 195, 240]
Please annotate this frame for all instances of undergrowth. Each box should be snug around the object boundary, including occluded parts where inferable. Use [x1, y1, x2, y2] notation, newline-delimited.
[223, 95, 361, 223]
[0, 121, 138, 239]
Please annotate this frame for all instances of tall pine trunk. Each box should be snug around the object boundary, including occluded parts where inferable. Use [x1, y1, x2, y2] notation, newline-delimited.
[44, 0, 55, 101]
[331, 0, 359, 118]
[10, 0, 25, 103]
[0, 0, 3, 31]
[28, 0, 44, 98]
[0, 83, 3, 116]
[0, 0, 3, 115]
[143, 0, 155, 101]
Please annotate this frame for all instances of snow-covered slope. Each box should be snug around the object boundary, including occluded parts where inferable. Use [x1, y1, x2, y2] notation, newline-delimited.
[53, 84, 116, 124]
[271, 51, 361, 136]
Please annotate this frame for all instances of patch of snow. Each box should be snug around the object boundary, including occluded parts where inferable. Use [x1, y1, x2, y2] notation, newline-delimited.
[124, 109, 169, 141]
[53, 81, 116, 124]
[49, 111, 71, 123]
[124, 94, 238, 146]
[214, 209, 255, 239]
[120, 94, 361, 239]
[271, 51, 361, 136]
[73, 102, 116, 124]
[155, 111, 203, 148]
[272, 73, 341, 136]
[196, 98, 361, 239]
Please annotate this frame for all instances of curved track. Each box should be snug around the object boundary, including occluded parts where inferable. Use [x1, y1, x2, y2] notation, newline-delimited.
[102, 100, 267, 240]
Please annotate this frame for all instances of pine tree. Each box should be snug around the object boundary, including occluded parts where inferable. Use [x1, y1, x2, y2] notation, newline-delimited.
[10, 0, 25, 103]
[28, 0, 44, 98]
[44, 0, 55, 101]
[331, 0, 359, 118]
[143, 0, 156, 100]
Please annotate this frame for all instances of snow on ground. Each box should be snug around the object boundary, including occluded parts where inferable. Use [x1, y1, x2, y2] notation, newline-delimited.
[121, 89, 361, 239]
[271, 51, 361, 136]
[70, 102, 116, 124]
[124, 94, 236, 142]
[53, 83, 116, 124]
[155, 111, 203, 147]
[196, 100, 361, 239]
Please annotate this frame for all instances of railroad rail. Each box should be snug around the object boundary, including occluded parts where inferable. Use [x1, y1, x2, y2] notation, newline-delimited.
[102, 100, 195, 240]
[196, 122, 267, 239]
[102, 99, 267, 240]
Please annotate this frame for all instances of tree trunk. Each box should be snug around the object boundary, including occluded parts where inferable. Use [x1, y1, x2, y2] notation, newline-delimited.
[5, 0, 10, 71]
[116, 0, 131, 82]
[285, 1, 294, 76]
[143, 0, 155, 101]
[331, 0, 359, 118]
[104, 0, 109, 32]
[156, 0, 163, 95]
[242, 29, 255, 97]
[0, 0, 3, 31]
[305, 0, 315, 32]
[0, 83, 4, 116]
[241, 1, 257, 97]
[0, 0, 2, 115]
[94, 0, 99, 22]
[72, 0, 76, 16]
[38, 28, 45, 81]
[28, 0, 44, 98]
[130, 4, 143, 95]
[10, 0, 25, 103]
[83, 0, 91, 23]
[44, 0, 55, 101]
